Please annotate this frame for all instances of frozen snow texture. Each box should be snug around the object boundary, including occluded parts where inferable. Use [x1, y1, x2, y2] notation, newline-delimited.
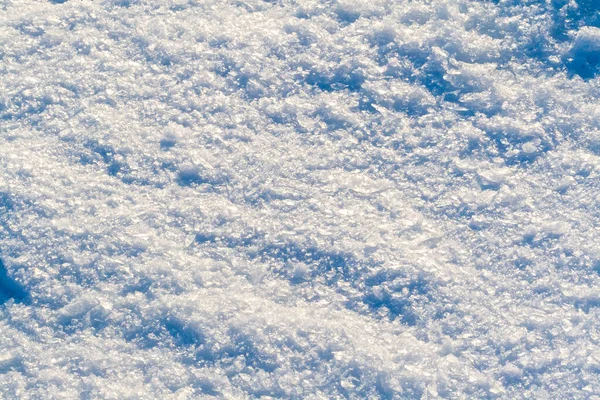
[0, 0, 600, 398]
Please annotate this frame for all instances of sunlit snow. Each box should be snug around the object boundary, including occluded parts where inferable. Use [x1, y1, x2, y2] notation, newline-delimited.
[1, 0, 600, 398]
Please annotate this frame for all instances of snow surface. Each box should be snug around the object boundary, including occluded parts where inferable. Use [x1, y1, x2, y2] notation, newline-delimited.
[1, 0, 600, 398]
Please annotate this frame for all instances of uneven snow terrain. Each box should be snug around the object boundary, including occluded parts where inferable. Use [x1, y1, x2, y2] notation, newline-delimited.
[1, 0, 600, 398]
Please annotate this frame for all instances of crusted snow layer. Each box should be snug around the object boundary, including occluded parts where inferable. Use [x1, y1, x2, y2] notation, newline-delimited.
[1, 0, 600, 398]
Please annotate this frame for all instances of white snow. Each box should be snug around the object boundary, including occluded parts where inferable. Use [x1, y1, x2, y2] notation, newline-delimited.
[1, 0, 599, 398]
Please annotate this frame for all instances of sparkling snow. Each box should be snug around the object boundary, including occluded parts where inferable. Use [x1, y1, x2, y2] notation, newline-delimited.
[1, 0, 600, 398]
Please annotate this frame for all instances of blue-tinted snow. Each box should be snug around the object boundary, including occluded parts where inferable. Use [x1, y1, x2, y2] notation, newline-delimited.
[1, 0, 599, 398]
